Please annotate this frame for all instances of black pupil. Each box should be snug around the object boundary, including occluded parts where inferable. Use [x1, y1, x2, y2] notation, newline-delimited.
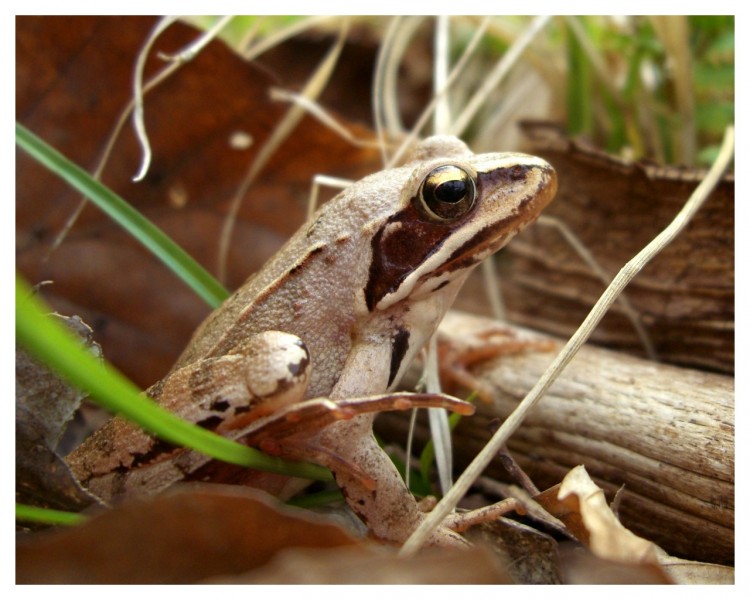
[435, 179, 467, 203]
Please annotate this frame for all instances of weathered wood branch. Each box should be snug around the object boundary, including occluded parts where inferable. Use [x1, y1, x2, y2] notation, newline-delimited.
[376, 311, 734, 565]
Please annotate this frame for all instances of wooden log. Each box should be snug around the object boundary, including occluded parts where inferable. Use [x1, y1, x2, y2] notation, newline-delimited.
[376, 311, 734, 565]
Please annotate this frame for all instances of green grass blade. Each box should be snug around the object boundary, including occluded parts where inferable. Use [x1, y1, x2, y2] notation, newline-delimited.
[16, 275, 331, 482]
[16, 503, 88, 527]
[565, 18, 593, 136]
[15, 122, 229, 308]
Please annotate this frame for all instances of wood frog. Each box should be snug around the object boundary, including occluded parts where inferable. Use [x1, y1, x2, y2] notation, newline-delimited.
[67, 135, 556, 547]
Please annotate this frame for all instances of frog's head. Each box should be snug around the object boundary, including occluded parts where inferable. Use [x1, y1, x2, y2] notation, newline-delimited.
[364, 135, 557, 313]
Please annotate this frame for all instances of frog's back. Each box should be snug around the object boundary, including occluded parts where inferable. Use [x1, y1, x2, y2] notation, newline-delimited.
[169, 167, 410, 392]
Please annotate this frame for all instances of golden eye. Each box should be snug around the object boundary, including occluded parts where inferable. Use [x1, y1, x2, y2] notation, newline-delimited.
[417, 165, 476, 221]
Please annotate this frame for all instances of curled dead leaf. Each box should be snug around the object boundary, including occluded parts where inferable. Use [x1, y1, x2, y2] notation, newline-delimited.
[535, 465, 660, 565]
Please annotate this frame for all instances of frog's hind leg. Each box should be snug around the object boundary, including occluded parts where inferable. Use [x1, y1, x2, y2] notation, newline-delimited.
[234, 393, 475, 547]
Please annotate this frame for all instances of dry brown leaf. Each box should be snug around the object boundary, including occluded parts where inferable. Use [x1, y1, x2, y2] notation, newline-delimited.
[17, 16, 381, 387]
[220, 544, 512, 584]
[536, 465, 660, 565]
[558, 545, 672, 584]
[658, 555, 734, 585]
[16, 484, 361, 584]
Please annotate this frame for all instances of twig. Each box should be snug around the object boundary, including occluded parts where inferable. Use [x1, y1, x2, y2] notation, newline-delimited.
[131, 16, 180, 182]
[497, 445, 539, 496]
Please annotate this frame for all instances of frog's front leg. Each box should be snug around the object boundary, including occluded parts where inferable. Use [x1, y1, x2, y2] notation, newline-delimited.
[312, 332, 470, 548]
[319, 415, 469, 548]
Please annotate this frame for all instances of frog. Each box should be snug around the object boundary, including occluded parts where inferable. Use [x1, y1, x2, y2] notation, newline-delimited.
[66, 135, 557, 547]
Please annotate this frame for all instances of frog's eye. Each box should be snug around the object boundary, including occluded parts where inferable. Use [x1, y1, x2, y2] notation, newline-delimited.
[417, 165, 477, 221]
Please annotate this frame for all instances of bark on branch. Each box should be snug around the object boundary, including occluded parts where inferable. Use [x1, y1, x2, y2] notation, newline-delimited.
[377, 311, 734, 565]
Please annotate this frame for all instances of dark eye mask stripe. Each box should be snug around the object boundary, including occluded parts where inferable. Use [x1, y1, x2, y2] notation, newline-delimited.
[364, 202, 455, 311]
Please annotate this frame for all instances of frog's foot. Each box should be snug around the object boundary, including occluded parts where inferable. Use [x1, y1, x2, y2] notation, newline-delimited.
[441, 497, 526, 533]
[437, 328, 556, 403]
[417, 492, 525, 534]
